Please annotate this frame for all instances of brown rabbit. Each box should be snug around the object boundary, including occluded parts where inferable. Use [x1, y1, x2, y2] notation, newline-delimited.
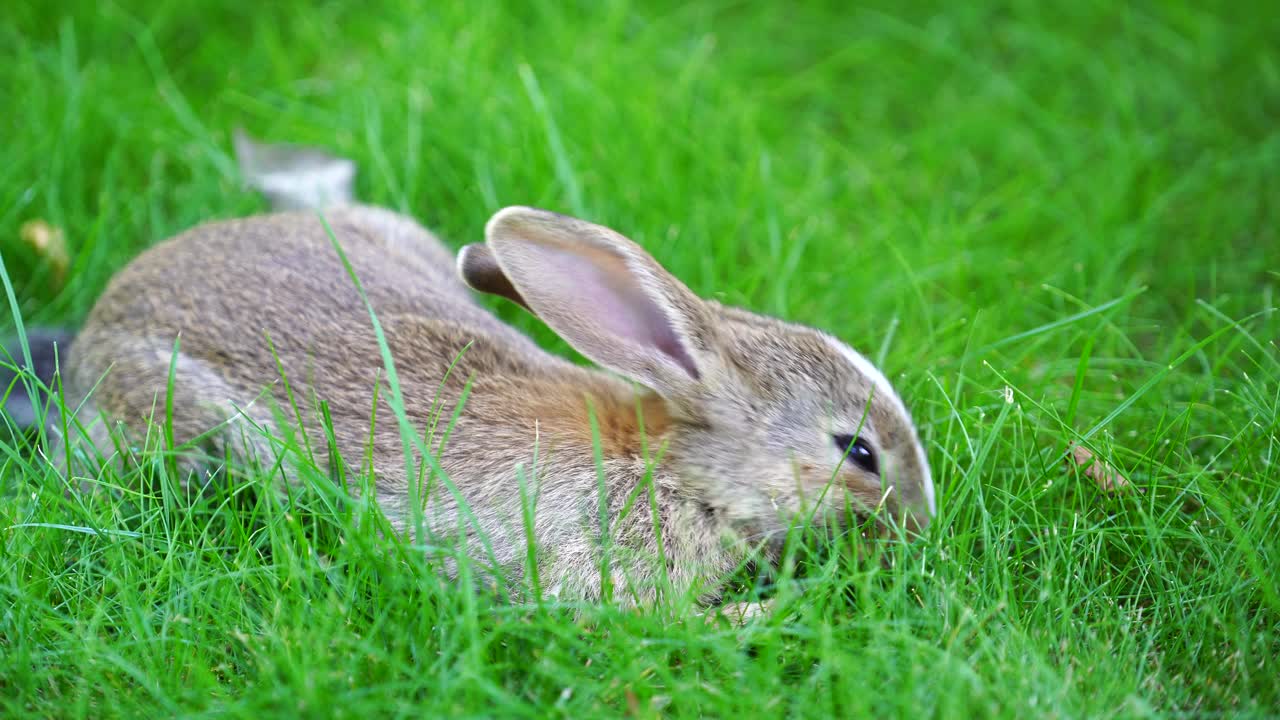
[56, 204, 935, 607]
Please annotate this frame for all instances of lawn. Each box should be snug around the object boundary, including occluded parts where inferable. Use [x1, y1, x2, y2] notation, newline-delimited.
[2, 0, 1278, 717]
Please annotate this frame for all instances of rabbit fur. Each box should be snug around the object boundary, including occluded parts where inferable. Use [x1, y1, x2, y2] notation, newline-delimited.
[58, 204, 935, 606]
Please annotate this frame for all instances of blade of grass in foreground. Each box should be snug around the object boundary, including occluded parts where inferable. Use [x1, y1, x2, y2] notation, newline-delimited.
[0, 248, 45, 440]
[317, 213, 505, 584]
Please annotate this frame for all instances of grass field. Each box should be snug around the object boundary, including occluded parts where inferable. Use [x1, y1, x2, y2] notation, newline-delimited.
[3, 0, 1279, 716]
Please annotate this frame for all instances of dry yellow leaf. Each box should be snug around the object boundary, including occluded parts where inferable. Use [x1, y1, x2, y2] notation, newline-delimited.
[20, 219, 71, 287]
[1067, 443, 1140, 493]
[624, 686, 640, 717]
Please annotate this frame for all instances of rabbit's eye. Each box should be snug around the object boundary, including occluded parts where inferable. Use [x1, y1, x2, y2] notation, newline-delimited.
[833, 434, 878, 475]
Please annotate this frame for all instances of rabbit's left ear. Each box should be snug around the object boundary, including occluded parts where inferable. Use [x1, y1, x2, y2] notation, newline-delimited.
[475, 206, 719, 398]
[458, 243, 530, 311]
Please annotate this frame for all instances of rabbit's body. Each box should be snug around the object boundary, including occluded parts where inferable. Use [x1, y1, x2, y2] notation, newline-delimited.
[61, 204, 934, 606]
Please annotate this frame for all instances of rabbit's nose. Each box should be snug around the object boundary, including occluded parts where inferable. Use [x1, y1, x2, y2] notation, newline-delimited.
[902, 508, 931, 535]
[852, 471, 932, 537]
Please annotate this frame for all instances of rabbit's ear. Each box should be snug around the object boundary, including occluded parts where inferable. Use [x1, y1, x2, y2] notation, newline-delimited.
[458, 243, 531, 311]
[483, 206, 716, 397]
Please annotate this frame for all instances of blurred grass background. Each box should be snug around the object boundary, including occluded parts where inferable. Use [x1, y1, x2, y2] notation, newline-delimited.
[2, 0, 1278, 717]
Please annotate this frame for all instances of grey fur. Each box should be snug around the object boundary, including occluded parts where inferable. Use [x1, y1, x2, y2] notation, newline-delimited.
[2, 327, 74, 430]
[58, 205, 935, 607]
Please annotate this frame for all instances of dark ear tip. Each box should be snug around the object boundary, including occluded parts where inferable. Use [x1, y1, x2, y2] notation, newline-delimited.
[457, 243, 530, 311]
[456, 244, 486, 287]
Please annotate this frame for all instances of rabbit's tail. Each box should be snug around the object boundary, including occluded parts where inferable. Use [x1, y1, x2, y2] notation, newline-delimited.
[233, 129, 359, 211]
[2, 327, 74, 432]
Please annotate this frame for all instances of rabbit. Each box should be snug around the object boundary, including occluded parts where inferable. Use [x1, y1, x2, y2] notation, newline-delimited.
[1, 327, 74, 431]
[54, 203, 936, 608]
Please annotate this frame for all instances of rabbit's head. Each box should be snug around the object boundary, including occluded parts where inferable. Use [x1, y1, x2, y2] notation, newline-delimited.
[460, 207, 935, 544]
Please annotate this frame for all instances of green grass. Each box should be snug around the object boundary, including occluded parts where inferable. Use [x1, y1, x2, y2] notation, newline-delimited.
[2, 0, 1278, 716]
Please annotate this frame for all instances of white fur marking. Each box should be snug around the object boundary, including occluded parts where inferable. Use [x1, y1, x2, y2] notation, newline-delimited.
[823, 334, 936, 516]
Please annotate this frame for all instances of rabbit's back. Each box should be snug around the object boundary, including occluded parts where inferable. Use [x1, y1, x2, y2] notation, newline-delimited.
[64, 207, 556, 478]
[83, 207, 524, 349]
